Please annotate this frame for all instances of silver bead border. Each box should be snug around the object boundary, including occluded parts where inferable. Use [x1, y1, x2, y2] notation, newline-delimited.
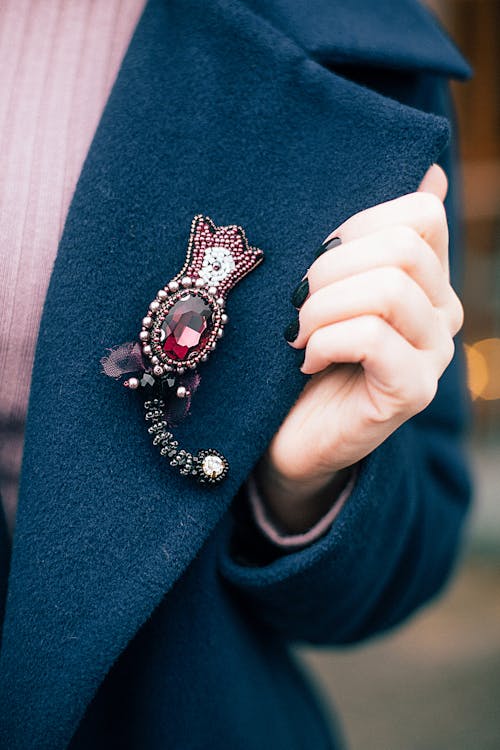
[140, 286, 225, 374]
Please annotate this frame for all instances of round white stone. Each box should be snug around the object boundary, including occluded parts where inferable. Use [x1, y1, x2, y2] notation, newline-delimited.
[202, 454, 225, 479]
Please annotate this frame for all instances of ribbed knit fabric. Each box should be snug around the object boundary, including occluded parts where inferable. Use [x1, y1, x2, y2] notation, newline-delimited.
[0, 0, 147, 533]
[0, 0, 349, 541]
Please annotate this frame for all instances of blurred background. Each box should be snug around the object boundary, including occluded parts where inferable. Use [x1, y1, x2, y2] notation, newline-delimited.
[297, 2, 500, 748]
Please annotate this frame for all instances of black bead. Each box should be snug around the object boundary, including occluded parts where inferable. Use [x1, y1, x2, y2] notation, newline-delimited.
[314, 236, 342, 259]
[290, 277, 309, 308]
[284, 318, 299, 342]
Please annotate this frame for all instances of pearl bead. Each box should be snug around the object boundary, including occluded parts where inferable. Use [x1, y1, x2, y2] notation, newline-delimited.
[127, 377, 139, 390]
[168, 280, 179, 292]
[176, 386, 187, 398]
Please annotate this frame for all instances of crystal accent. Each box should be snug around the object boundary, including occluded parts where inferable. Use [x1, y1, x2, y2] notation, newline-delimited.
[140, 372, 156, 388]
[161, 292, 213, 361]
[201, 453, 225, 479]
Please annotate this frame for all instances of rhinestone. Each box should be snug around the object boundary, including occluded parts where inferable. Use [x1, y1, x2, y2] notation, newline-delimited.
[201, 454, 225, 479]
[160, 292, 213, 361]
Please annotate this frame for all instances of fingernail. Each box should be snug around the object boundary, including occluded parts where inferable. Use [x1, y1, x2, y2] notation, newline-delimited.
[284, 318, 299, 343]
[290, 277, 309, 308]
[314, 236, 342, 259]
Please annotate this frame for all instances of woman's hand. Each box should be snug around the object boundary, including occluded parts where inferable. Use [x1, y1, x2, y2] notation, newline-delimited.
[255, 165, 465, 533]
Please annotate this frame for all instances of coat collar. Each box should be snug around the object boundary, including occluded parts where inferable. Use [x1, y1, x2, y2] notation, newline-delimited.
[245, 0, 471, 78]
[0, 0, 468, 747]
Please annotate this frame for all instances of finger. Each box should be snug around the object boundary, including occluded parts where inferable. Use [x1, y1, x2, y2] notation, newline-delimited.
[306, 226, 464, 334]
[293, 267, 443, 351]
[418, 164, 448, 202]
[322, 190, 449, 274]
[308, 226, 446, 307]
[301, 316, 439, 418]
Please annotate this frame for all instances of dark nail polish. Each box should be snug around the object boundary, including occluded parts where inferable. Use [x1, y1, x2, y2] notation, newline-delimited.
[314, 236, 342, 259]
[284, 318, 299, 343]
[290, 277, 309, 308]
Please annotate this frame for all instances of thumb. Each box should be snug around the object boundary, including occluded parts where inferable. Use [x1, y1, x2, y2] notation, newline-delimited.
[418, 163, 448, 202]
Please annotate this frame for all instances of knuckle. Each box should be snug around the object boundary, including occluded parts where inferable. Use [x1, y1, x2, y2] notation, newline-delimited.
[392, 225, 421, 255]
[451, 293, 465, 333]
[418, 374, 439, 411]
[382, 266, 410, 300]
[407, 374, 438, 415]
[416, 190, 446, 227]
[362, 315, 387, 349]
[441, 334, 456, 369]
[422, 376, 439, 409]
[393, 228, 442, 282]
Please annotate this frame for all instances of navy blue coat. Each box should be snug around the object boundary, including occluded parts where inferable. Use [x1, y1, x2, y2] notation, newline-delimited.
[0, 1, 473, 748]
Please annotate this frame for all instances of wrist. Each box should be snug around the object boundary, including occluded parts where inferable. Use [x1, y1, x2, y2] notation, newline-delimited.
[253, 452, 354, 535]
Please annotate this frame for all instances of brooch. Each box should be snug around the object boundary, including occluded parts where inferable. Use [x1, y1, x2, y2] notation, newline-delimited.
[101, 215, 264, 484]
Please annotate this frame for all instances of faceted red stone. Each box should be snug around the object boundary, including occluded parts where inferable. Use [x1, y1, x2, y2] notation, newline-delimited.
[161, 293, 213, 361]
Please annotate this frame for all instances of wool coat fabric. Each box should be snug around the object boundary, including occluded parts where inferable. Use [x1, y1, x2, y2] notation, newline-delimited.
[0, 0, 473, 748]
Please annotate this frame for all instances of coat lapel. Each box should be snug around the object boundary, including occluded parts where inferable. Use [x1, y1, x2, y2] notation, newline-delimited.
[245, 0, 471, 78]
[0, 0, 467, 747]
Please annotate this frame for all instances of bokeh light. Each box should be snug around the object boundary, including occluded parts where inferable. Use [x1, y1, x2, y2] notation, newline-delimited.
[465, 338, 500, 400]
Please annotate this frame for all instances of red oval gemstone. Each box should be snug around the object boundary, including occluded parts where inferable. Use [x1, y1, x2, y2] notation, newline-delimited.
[161, 292, 213, 361]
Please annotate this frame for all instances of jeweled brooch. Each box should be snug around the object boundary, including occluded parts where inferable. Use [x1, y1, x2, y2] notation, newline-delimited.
[101, 215, 264, 484]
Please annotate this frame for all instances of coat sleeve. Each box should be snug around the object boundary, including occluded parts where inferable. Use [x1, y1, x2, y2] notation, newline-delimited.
[217, 77, 474, 646]
[246, 464, 357, 549]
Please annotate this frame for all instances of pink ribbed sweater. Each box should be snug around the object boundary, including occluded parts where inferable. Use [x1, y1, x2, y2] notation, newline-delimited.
[0, 0, 147, 533]
[0, 0, 352, 540]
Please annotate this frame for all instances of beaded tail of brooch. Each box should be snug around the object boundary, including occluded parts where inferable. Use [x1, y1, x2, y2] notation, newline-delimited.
[101, 215, 264, 484]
